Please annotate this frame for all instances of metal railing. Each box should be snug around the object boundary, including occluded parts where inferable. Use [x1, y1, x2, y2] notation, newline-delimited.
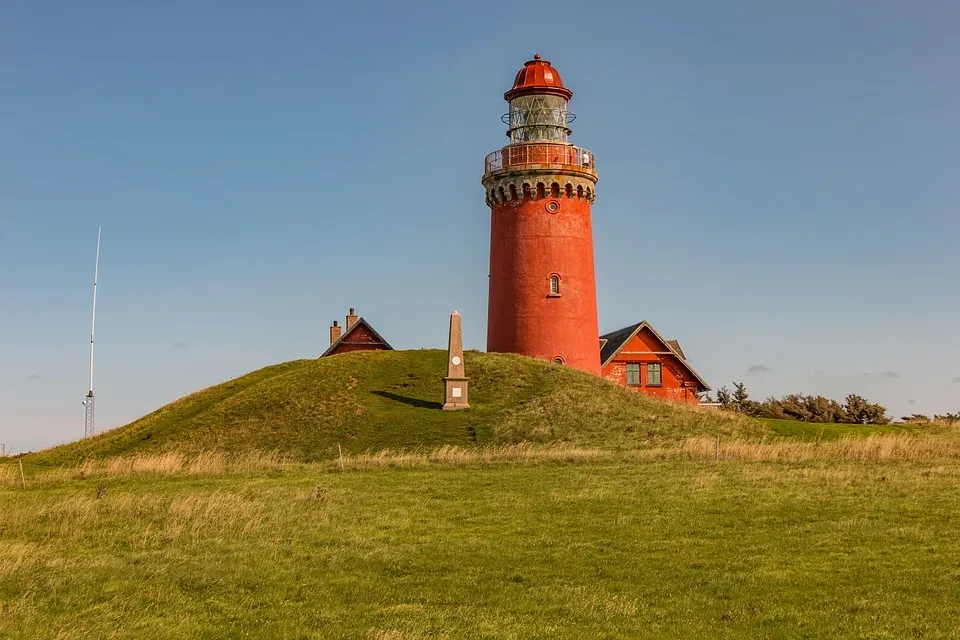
[484, 144, 596, 175]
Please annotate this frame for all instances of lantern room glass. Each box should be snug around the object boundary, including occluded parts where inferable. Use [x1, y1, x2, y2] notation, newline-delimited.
[505, 94, 572, 143]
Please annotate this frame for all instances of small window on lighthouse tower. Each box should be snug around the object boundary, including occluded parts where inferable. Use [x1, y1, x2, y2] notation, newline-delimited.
[548, 274, 561, 297]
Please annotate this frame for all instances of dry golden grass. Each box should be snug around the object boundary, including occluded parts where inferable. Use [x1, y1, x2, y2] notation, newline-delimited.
[342, 443, 608, 470]
[3, 450, 290, 487]
[0, 465, 18, 487]
[563, 584, 640, 618]
[645, 433, 960, 463]
[0, 484, 300, 562]
[7, 432, 960, 488]
[344, 433, 960, 470]
[0, 541, 49, 578]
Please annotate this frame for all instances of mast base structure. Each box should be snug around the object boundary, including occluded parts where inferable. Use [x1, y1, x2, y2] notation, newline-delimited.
[84, 391, 95, 438]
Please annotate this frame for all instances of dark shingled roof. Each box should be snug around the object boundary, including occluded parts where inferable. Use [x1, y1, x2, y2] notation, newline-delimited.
[599, 322, 643, 365]
[599, 321, 710, 391]
[320, 317, 393, 358]
[665, 339, 685, 361]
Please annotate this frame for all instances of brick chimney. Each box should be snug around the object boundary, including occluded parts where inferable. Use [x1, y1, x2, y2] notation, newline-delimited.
[346, 307, 358, 330]
[329, 320, 342, 345]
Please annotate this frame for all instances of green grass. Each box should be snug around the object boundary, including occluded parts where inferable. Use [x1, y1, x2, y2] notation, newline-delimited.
[27, 350, 761, 467]
[3, 456, 960, 638]
[760, 418, 921, 440]
[11, 352, 958, 636]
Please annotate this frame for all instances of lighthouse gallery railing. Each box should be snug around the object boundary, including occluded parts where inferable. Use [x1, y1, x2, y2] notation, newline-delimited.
[484, 144, 596, 175]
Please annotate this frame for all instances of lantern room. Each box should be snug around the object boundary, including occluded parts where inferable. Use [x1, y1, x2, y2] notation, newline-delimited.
[501, 54, 576, 143]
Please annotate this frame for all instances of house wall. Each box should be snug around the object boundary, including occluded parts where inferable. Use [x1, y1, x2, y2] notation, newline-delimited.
[601, 327, 701, 405]
[328, 323, 389, 356]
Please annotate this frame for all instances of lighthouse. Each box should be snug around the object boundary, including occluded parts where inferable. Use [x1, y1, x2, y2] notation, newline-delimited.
[482, 55, 601, 374]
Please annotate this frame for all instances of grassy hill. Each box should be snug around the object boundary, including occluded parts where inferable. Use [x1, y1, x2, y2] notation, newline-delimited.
[6, 352, 960, 637]
[28, 350, 760, 466]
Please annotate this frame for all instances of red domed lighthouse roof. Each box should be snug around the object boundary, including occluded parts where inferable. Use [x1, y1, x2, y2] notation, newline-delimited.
[504, 54, 573, 101]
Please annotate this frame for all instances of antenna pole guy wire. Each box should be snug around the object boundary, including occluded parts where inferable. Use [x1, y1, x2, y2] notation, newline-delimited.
[84, 226, 101, 437]
[89, 226, 100, 393]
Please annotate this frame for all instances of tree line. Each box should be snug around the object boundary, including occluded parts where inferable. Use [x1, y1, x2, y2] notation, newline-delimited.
[704, 383, 960, 426]
[708, 382, 890, 424]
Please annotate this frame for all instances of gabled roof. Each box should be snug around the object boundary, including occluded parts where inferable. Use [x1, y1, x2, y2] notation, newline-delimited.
[665, 339, 685, 361]
[599, 321, 710, 391]
[320, 317, 393, 358]
[599, 322, 643, 365]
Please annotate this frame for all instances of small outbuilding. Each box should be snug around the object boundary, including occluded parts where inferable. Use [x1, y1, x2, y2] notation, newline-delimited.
[322, 308, 392, 357]
[600, 321, 710, 405]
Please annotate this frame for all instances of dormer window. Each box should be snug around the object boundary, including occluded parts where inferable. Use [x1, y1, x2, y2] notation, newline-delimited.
[548, 274, 561, 297]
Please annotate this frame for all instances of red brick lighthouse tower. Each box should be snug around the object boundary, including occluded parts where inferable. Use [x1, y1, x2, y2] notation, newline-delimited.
[483, 54, 601, 374]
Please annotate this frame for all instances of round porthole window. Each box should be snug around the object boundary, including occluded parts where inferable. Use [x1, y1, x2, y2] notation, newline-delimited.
[553, 356, 565, 365]
[545, 200, 561, 214]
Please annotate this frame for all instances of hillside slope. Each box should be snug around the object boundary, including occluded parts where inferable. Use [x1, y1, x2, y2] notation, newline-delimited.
[29, 350, 761, 464]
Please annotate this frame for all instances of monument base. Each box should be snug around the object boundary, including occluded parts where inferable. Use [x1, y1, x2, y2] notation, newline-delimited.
[443, 377, 470, 411]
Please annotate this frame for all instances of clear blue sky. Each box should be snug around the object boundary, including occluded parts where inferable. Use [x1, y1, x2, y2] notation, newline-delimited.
[2, 0, 958, 452]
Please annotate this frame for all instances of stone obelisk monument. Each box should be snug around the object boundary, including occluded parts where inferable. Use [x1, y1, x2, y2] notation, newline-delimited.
[443, 310, 470, 410]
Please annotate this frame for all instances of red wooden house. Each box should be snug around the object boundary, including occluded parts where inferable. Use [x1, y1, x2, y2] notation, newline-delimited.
[600, 321, 710, 405]
[322, 308, 392, 357]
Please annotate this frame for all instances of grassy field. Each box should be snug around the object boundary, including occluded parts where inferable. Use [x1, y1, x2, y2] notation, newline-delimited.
[7, 351, 959, 637]
[27, 350, 760, 467]
[3, 445, 960, 639]
[760, 418, 921, 440]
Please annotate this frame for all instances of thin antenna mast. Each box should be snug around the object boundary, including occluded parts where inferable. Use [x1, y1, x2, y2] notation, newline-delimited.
[83, 226, 101, 437]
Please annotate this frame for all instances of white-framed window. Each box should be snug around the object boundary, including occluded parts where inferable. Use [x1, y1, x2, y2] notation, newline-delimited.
[626, 363, 641, 386]
[647, 363, 662, 386]
[549, 274, 561, 296]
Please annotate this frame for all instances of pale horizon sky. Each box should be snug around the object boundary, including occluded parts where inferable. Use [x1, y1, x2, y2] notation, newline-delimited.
[2, 0, 958, 453]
